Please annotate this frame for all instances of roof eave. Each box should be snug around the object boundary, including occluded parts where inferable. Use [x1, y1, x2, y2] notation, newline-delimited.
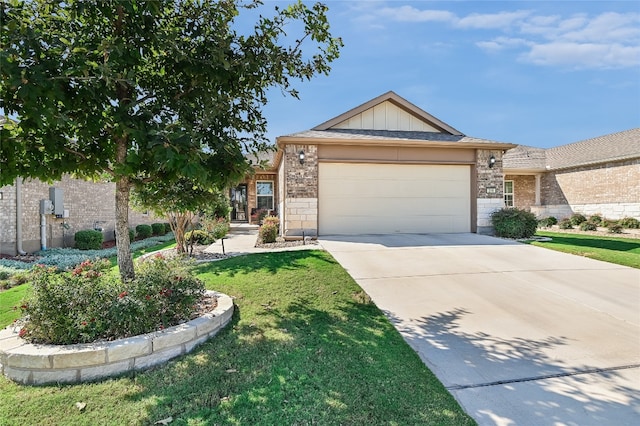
[277, 135, 516, 150]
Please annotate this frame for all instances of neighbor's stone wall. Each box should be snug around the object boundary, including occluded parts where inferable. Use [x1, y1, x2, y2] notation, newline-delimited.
[543, 159, 639, 205]
[504, 174, 536, 209]
[1, 176, 162, 255]
[283, 144, 318, 237]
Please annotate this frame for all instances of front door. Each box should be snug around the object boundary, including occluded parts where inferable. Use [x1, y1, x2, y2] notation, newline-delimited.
[230, 184, 248, 221]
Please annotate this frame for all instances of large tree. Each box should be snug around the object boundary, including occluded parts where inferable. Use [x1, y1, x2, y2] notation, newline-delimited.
[0, 0, 341, 280]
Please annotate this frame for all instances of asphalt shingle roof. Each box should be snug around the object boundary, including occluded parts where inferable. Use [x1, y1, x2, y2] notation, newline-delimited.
[503, 128, 640, 171]
[282, 129, 511, 146]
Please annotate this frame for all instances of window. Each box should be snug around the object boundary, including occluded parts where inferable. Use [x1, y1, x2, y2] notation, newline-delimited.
[256, 181, 274, 210]
[504, 180, 514, 207]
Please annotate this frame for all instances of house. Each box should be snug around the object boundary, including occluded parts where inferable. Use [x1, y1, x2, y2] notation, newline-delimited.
[255, 91, 516, 237]
[503, 128, 640, 220]
[0, 175, 161, 256]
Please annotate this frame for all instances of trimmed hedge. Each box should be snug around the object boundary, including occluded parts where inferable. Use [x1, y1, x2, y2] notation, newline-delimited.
[491, 208, 537, 239]
[152, 222, 166, 236]
[74, 230, 104, 250]
[185, 229, 215, 245]
[136, 224, 153, 239]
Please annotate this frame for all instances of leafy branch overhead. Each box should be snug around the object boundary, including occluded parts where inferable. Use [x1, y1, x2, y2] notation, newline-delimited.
[1, 0, 342, 280]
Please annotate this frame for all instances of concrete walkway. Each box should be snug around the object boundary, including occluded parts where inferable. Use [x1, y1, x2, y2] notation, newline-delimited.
[320, 233, 640, 426]
[203, 223, 319, 256]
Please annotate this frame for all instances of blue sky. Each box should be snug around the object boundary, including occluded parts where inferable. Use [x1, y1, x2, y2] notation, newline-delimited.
[258, 1, 640, 148]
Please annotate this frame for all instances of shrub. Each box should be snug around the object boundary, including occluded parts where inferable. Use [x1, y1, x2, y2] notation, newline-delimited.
[558, 219, 573, 229]
[164, 222, 172, 234]
[262, 215, 279, 228]
[136, 224, 153, 239]
[490, 208, 538, 239]
[569, 213, 587, 226]
[588, 215, 602, 225]
[152, 223, 166, 236]
[185, 229, 215, 245]
[74, 229, 104, 250]
[18, 256, 204, 345]
[538, 216, 557, 227]
[211, 218, 230, 240]
[579, 222, 597, 231]
[129, 228, 136, 242]
[251, 208, 269, 224]
[608, 223, 623, 234]
[259, 222, 278, 243]
[619, 217, 640, 229]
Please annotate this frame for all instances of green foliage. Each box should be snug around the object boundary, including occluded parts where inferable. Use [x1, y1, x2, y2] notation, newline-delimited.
[0, 267, 29, 290]
[559, 219, 573, 229]
[152, 223, 166, 236]
[569, 213, 587, 226]
[18, 256, 204, 345]
[200, 217, 230, 240]
[259, 222, 278, 244]
[588, 215, 603, 225]
[252, 208, 270, 224]
[129, 228, 136, 242]
[491, 208, 538, 239]
[136, 224, 153, 239]
[619, 217, 640, 229]
[608, 223, 623, 234]
[538, 216, 557, 227]
[1, 0, 342, 281]
[74, 230, 104, 250]
[579, 222, 597, 231]
[185, 229, 215, 245]
[164, 223, 172, 234]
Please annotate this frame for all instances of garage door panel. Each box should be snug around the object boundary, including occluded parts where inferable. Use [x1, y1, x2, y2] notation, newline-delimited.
[319, 163, 471, 235]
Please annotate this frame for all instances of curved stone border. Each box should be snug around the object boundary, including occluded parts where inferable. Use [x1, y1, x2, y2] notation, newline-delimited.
[0, 291, 233, 385]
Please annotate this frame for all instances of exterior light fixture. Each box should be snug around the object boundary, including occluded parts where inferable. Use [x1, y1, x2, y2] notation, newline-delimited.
[488, 155, 496, 168]
[299, 149, 305, 165]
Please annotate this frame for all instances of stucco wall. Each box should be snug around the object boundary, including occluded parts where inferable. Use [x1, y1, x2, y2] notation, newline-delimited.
[1, 176, 162, 255]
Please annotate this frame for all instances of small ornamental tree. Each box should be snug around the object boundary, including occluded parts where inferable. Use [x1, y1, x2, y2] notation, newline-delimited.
[0, 0, 342, 281]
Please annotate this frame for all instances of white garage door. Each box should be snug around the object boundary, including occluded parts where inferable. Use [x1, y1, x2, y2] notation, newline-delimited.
[319, 163, 471, 235]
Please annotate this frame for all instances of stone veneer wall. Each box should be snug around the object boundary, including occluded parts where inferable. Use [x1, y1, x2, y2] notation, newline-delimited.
[283, 144, 318, 236]
[476, 150, 506, 233]
[0, 176, 163, 255]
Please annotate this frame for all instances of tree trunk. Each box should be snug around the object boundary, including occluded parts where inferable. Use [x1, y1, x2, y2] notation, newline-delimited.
[115, 176, 135, 281]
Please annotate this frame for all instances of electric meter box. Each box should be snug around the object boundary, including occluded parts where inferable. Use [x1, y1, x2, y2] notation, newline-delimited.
[40, 199, 54, 215]
[49, 187, 64, 216]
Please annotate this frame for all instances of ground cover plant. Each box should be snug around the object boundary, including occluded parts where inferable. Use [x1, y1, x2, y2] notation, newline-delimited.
[0, 250, 474, 425]
[532, 231, 640, 269]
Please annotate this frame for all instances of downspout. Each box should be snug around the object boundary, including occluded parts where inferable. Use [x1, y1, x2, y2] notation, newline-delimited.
[15, 178, 27, 255]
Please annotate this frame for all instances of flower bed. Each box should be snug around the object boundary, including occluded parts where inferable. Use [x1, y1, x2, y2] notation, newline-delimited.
[0, 291, 233, 385]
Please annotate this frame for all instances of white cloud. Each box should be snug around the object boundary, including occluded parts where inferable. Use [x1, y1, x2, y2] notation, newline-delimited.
[523, 42, 640, 69]
[360, 4, 640, 69]
[378, 6, 455, 23]
[455, 10, 531, 29]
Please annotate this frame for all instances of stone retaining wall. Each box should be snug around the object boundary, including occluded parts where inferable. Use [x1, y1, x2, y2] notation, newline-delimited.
[0, 291, 234, 385]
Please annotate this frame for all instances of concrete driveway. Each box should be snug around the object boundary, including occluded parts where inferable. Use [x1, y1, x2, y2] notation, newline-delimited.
[319, 233, 640, 426]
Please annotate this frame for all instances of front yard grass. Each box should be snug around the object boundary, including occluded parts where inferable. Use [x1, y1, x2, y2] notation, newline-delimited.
[532, 231, 640, 269]
[0, 250, 474, 425]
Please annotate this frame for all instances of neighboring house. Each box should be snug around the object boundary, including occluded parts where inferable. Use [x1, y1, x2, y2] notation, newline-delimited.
[230, 150, 279, 225]
[267, 91, 516, 237]
[503, 128, 640, 220]
[0, 175, 161, 256]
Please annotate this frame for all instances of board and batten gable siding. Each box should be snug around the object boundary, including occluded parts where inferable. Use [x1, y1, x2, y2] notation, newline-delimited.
[332, 100, 441, 132]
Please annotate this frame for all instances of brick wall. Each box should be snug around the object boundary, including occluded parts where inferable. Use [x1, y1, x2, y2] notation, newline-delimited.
[1, 176, 162, 255]
[504, 174, 536, 209]
[476, 150, 504, 199]
[544, 159, 639, 205]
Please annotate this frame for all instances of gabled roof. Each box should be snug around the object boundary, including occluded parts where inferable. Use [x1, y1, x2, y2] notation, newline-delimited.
[503, 128, 640, 172]
[312, 91, 464, 135]
[278, 92, 515, 150]
[546, 128, 640, 170]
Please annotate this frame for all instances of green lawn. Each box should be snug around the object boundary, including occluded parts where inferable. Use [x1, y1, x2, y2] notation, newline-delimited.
[0, 250, 474, 426]
[532, 231, 640, 268]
